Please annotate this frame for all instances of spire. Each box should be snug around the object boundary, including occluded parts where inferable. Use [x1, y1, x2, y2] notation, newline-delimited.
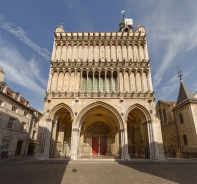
[177, 80, 196, 105]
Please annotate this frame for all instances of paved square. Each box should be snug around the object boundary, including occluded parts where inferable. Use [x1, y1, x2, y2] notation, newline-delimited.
[0, 162, 197, 184]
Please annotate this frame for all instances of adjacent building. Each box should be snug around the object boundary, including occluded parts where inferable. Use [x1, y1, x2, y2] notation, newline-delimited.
[36, 17, 164, 160]
[156, 79, 197, 158]
[0, 68, 42, 158]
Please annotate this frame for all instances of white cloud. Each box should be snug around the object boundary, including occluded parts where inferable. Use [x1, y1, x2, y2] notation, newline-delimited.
[125, 1, 197, 100]
[0, 13, 51, 61]
[0, 37, 46, 95]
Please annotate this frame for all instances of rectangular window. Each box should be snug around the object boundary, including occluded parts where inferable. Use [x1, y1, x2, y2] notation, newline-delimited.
[32, 131, 36, 140]
[20, 122, 26, 131]
[34, 121, 38, 128]
[2, 139, 11, 150]
[7, 117, 15, 129]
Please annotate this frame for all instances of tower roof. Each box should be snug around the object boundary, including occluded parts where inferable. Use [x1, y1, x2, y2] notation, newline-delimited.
[176, 80, 197, 105]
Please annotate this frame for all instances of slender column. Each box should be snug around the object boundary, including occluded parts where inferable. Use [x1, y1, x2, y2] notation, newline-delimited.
[140, 72, 144, 92]
[147, 122, 154, 159]
[138, 44, 140, 62]
[40, 119, 53, 159]
[48, 70, 53, 92]
[111, 71, 113, 92]
[67, 70, 71, 92]
[147, 71, 151, 92]
[127, 44, 129, 61]
[99, 71, 101, 92]
[93, 71, 95, 92]
[134, 72, 137, 92]
[87, 71, 89, 92]
[143, 45, 146, 60]
[132, 44, 134, 61]
[80, 71, 83, 91]
[117, 71, 120, 92]
[123, 71, 125, 92]
[129, 72, 132, 92]
[104, 70, 107, 92]
[70, 127, 79, 160]
[120, 129, 124, 159]
[50, 120, 58, 157]
[124, 125, 130, 159]
[59, 44, 63, 61]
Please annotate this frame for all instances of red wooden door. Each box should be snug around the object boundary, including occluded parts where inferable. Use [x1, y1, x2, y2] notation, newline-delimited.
[92, 137, 98, 154]
[100, 137, 107, 155]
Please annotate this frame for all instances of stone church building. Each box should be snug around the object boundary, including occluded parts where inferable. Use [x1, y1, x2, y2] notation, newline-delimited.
[156, 79, 197, 158]
[36, 18, 164, 160]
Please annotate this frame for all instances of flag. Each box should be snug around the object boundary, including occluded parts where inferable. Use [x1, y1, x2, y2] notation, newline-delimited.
[121, 10, 125, 14]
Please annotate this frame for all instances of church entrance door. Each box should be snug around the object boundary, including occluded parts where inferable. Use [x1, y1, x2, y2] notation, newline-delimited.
[100, 137, 107, 155]
[92, 137, 98, 154]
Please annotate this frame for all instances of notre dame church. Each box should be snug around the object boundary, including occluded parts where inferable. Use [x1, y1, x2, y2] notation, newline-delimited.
[36, 17, 164, 160]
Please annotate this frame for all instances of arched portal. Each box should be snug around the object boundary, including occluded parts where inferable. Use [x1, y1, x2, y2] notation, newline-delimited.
[77, 103, 123, 159]
[49, 104, 73, 158]
[127, 105, 150, 159]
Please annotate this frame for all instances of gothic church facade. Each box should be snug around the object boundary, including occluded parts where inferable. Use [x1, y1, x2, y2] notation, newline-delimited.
[36, 18, 164, 160]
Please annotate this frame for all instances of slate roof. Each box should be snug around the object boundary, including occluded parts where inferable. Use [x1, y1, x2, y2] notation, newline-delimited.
[177, 80, 197, 105]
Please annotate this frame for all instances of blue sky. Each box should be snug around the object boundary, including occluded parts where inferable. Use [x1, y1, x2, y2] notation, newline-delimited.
[0, 0, 197, 112]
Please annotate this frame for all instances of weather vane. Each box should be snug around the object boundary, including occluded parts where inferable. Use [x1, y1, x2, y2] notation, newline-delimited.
[177, 66, 183, 80]
[121, 10, 125, 19]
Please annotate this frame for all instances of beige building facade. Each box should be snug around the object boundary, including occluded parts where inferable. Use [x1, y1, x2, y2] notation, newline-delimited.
[36, 18, 164, 160]
[0, 68, 42, 158]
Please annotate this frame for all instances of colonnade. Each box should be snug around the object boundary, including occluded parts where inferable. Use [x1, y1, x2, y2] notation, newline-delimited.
[50, 69, 151, 93]
[53, 42, 147, 63]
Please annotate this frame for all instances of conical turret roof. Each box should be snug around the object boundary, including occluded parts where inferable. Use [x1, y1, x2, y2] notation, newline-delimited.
[177, 80, 197, 105]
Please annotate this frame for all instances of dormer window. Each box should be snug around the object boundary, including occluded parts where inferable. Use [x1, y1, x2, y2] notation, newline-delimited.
[23, 111, 28, 118]
[0, 99, 4, 107]
[12, 105, 18, 112]
[15, 94, 19, 100]
[0, 85, 4, 92]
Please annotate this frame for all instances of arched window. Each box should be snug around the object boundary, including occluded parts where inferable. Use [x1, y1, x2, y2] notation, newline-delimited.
[112, 74, 117, 92]
[100, 74, 105, 92]
[179, 113, 184, 124]
[106, 75, 110, 92]
[183, 134, 188, 145]
[88, 75, 93, 92]
[94, 74, 99, 92]
[82, 74, 87, 92]
[163, 109, 167, 124]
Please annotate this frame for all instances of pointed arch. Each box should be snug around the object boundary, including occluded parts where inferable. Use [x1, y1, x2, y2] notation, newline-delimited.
[125, 103, 151, 123]
[49, 103, 74, 121]
[75, 101, 124, 129]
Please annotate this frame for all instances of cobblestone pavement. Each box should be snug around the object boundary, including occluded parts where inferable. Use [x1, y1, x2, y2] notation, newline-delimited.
[0, 162, 197, 184]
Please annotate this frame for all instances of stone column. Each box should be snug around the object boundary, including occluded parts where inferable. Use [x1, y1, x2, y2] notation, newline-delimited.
[40, 119, 53, 159]
[120, 129, 124, 159]
[70, 127, 79, 160]
[50, 120, 58, 157]
[123, 125, 130, 160]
